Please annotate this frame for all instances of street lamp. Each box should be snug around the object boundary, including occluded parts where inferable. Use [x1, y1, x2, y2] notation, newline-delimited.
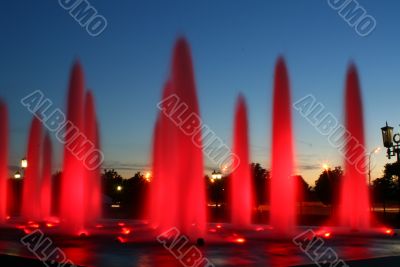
[381, 122, 400, 162]
[116, 185, 122, 192]
[211, 170, 222, 180]
[14, 171, 21, 179]
[21, 157, 28, 169]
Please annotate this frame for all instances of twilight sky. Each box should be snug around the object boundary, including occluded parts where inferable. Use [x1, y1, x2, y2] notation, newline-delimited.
[1, 0, 400, 185]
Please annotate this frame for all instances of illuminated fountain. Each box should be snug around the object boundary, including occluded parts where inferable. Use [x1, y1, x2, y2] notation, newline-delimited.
[40, 133, 52, 220]
[60, 62, 86, 234]
[230, 95, 253, 227]
[148, 85, 172, 231]
[84, 91, 101, 226]
[150, 39, 206, 240]
[269, 58, 296, 236]
[0, 38, 397, 267]
[337, 65, 371, 231]
[0, 100, 7, 222]
[58, 63, 103, 235]
[22, 117, 42, 221]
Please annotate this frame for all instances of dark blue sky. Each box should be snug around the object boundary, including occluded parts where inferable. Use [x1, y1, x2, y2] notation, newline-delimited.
[1, 0, 399, 183]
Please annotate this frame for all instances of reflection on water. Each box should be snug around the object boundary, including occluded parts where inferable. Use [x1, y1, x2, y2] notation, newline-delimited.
[0, 228, 400, 267]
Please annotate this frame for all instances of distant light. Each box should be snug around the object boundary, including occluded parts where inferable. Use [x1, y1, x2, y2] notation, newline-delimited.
[385, 228, 394, 235]
[117, 236, 127, 243]
[46, 223, 54, 228]
[322, 163, 329, 171]
[255, 227, 264, 232]
[324, 232, 331, 238]
[121, 227, 131, 235]
[117, 222, 125, 227]
[145, 171, 152, 182]
[116, 185, 122, 191]
[211, 170, 223, 180]
[235, 238, 246, 244]
[222, 165, 228, 173]
[216, 224, 222, 229]
[21, 158, 28, 169]
[27, 221, 39, 228]
[111, 204, 120, 208]
[14, 171, 21, 179]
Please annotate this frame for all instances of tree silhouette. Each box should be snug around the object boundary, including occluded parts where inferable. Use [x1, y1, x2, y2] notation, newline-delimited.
[294, 175, 313, 202]
[251, 163, 270, 206]
[102, 169, 150, 218]
[314, 166, 343, 206]
[372, 162, 400, 213]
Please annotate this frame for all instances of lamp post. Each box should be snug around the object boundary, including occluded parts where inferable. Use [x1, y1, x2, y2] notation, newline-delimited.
[20, 157, 27, 178]
[14, 171, 21, 179]
[211, 170, 222, 183]
[14, 157, 27, 179]
[381, 122, 400, 214]
[368, 147, 381, 187]
[368, 147, 380, 212]
[211, 170, 222, 179]
[381, 122, 400, 162]
[210, 170, 223, 208]
[21, 157, 28, 169]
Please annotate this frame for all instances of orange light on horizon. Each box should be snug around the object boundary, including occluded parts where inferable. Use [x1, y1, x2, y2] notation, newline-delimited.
[322, 163, 330, 171]
[145, 171, 152, 182]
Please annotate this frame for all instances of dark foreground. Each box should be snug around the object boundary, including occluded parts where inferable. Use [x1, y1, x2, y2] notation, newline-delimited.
[0, 222, 400, 267]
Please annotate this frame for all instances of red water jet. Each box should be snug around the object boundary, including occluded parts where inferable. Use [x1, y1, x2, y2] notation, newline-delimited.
[40, 133, 52, 220]
[150, 38, 206, 239]
[270, 58, 296, 236]
[84, 91, 101, 226]
[230, 94, 253, 227]
[149, 82, 178, 232]
[338, 64, 371, 230]
[60, 62, 86, 234]
[171, 38, 206, 237]
[22, 116, 42, 221]
[0, 100, 8, 222]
